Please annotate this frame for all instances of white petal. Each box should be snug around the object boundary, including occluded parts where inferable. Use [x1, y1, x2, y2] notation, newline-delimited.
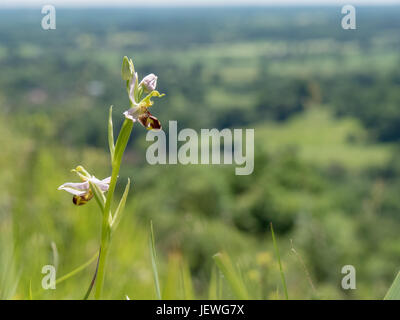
[96, 182, 109, 192]
[101, 176, 111, 184]
[58, 181, 89, 196]
[124, 107, 140, 123]
[58, 181, 89, 191]
[59, 187, 87, 196]
[88, 176, 111, 192]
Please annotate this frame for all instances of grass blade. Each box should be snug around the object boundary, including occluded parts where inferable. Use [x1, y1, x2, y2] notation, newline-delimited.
[213, 252, 249, 300]
[29, 280, 33, 300]
[55, 251, 99, 285]
[290, 240, 318, 298]
[163, 253, 182, 299]
[149, 221, 162, 300]
[83, 248, 101, 300]
[208, 266, 218, 300]
[181, 259, 195, 300]
[384, 271, 400, 300]
[270, 222, 289, 300]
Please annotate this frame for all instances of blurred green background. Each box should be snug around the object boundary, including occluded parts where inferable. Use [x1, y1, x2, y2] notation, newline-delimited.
[1, 5, 400, 299]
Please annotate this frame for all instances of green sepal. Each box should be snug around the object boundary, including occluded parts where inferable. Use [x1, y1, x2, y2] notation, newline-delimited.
[108, 106, 115, 162]
[121, 56, 134, 80]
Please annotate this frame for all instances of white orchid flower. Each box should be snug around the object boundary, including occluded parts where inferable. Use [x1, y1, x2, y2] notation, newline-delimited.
[121, 57, 164, 131]
[58, 176, 111, 196]
[123, 80, 164, 130]
[123, 106, 162, 130]
[58, 167, 111, 205]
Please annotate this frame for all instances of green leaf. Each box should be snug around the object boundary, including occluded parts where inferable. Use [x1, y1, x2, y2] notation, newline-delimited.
[213, 252, 249, 300]
[270, 223, 289, 300]
[113, 119, 134, 168]
[88, 180, 106, 212]
[149, 221, 162, 300]
[108, 106, 115, 161]
[110, 178, 130, 232]
[385, 271, 400, 300]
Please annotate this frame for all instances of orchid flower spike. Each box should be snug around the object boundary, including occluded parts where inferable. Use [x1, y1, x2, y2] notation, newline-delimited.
[58, 166, 111, 206]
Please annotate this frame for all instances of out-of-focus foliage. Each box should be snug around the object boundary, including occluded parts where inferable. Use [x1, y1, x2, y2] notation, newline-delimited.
[1, 6, 400, 299]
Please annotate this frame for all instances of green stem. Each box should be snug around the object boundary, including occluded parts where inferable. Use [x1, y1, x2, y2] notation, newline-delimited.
[94, 221, 110, 299]
[83, 248, 101, 300]
[94, 119, 133, 300]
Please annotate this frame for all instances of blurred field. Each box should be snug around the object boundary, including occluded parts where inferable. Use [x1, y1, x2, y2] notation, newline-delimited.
[257, 108, 393, 169]
[1, 6, 400, 299]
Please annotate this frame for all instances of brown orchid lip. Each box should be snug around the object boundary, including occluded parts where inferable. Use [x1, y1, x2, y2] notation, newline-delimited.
[138, 111, 162, 130]
[148, 115, 162, 130]
[72, 190, 94, 206]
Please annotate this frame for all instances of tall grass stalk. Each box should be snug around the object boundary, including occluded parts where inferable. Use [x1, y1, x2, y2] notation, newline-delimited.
[149, 221, 162, 300]
[270, 223, 289, 300]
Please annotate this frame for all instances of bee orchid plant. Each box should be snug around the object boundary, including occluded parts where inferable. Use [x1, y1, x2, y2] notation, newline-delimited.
[58, 57, 164, 299]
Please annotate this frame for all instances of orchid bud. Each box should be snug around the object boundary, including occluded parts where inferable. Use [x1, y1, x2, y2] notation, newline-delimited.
[140, 73, 158, 92]
[121, 56, 134, 81]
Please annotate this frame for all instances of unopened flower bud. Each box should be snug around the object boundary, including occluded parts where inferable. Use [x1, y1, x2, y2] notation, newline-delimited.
[140, 73, 157, 92]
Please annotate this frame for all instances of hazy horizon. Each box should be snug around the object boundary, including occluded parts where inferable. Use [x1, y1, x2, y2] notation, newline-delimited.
[1, 0, 399, 8]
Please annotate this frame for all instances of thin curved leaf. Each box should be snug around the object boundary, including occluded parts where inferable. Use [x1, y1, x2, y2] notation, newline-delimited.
[110, 178, 130, 232]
